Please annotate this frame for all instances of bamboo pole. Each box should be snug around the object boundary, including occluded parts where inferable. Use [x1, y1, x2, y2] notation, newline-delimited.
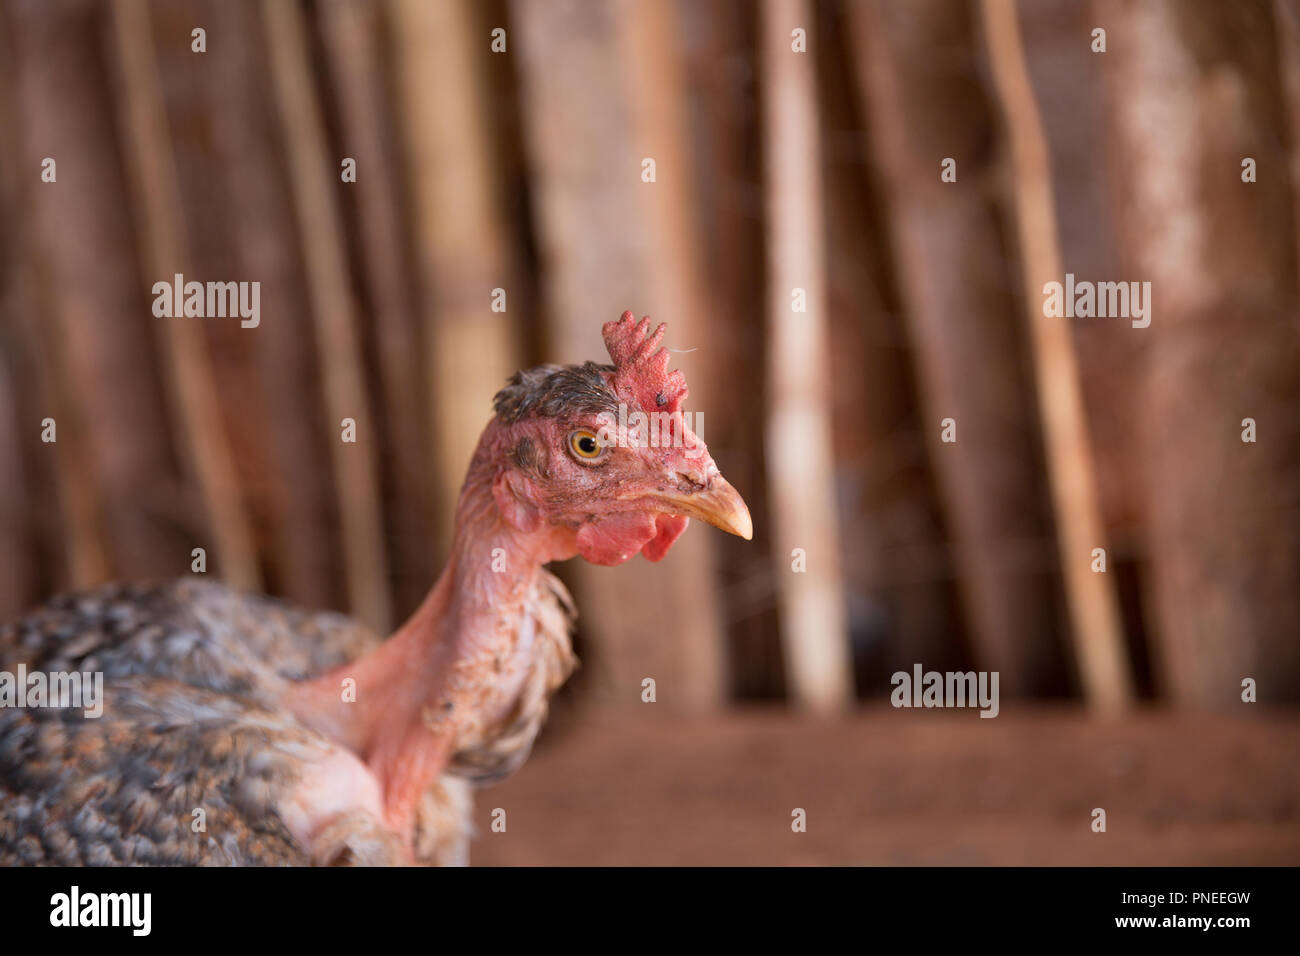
[387, 0, 520, 555]
[511, 0, 731, 709]
[845, 0, 1068, 695]
[10, 265, 109, 592]
[319, 0, 435, 614]
[759, 0, 854, 712]
[620, 0, 732, 706]
[11, 2, 185, 586]
[1101, 0, 1300, 705]
[0, 11, 105, 597]
[2, 168, 107, 594]
[674, 0, 791, 698]
[1274, 0, 1300, 284]
[111, 0, 261, 592]
[263, 0, 391, 632]
[204, 0, 337, 609]
[0, 372, 30, 613]
[0, 349, 31, 615]
[23, 279, 110, 590]
[978, 0, 1133, 712]
[0, 16, 34, 614]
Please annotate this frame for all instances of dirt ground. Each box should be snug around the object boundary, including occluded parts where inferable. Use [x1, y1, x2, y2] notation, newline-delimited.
[469, 705, 1300, 866]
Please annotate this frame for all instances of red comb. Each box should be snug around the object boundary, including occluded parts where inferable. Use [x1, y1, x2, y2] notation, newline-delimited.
[601, 311, 688, 413]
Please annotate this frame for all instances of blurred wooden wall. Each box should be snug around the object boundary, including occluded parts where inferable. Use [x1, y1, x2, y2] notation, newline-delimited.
[0, 0, 1297, 711]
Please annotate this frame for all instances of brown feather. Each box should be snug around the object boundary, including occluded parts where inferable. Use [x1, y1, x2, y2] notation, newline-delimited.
[0, 578, 575, 865]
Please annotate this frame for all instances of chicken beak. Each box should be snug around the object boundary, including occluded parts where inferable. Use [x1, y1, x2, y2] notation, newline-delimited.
[651, 476, 753, 540]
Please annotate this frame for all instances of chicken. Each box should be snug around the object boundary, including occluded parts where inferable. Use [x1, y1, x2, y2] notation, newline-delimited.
[0, 312, 751, 865]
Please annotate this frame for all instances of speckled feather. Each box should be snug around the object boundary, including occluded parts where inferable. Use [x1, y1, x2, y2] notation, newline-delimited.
[0, 577, 575, 865]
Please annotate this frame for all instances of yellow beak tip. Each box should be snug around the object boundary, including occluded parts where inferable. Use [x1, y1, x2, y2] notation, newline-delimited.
[646, 477, 754, 542]
[693, 480, 753, 541]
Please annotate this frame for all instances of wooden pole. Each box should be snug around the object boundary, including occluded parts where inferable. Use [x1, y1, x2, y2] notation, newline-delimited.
[759, 0, 854, 712]
[978, 0, 1133, 712]
[111, 0, 261, 592]
[1, 8, 109, 594]
[1100, 0, 1300, 705]
[203, 0, 338, 609]
[511, 0, 731, 709]
[846, 0, 1070, 695]
[387, 0, 521, 558]
[318, 0, 435, 616]
[1274, 0, 1300, 283]
[263, 0, 391, 631]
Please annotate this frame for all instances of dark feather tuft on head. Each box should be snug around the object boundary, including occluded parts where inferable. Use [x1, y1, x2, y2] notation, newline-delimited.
[493, 361, 619, 424]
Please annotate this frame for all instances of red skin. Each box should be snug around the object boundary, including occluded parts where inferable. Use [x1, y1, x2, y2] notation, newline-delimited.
[288, 385, 730, 843]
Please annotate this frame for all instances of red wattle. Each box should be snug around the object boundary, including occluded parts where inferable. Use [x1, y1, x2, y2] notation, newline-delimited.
[576, 513, 659, 566]
[641, 515, 689, 561]
[574, 513, 691, 565]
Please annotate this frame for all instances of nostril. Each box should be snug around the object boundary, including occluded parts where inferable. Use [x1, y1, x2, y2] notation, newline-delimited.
[675, 471, 708, 493]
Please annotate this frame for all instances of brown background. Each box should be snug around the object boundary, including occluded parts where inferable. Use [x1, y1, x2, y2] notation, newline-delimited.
[1, 0, 1297, 864]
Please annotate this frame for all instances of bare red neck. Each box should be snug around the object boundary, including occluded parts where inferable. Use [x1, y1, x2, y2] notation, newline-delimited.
[286, 430, 574, 831]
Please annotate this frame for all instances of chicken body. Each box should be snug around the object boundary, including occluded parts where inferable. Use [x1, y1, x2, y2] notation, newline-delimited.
[0, 576, 574, 865]
[0, 313, 749, 866]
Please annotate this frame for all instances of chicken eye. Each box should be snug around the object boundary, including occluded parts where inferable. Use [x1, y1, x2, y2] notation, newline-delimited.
[568, 429, 604, 461]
